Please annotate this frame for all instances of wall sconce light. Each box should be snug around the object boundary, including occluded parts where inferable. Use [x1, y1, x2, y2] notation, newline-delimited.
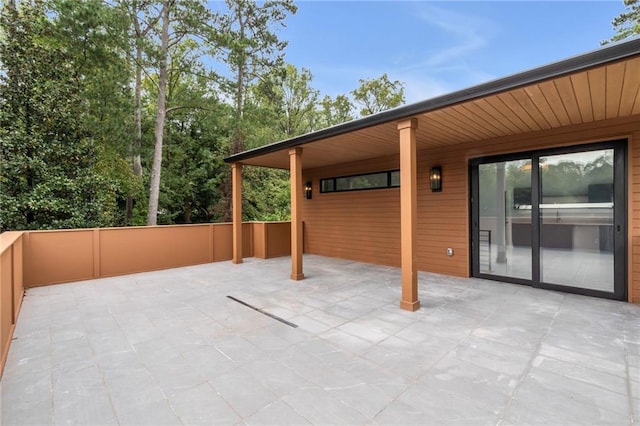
[304, 181, 312, 199]
[430, 166, 442, 192]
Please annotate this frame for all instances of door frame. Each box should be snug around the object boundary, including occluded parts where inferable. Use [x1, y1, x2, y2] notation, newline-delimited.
[469, 139, 627, 301]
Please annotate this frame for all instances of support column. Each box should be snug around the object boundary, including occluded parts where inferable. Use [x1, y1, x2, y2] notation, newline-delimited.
[398, 118, 420, 311]
[289, 147, 304, 280]
[232, 162, 243, 264]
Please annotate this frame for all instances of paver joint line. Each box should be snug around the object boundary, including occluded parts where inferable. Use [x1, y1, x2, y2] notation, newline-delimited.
[2, 256, 639, 425]
[227, 295, 299, 328]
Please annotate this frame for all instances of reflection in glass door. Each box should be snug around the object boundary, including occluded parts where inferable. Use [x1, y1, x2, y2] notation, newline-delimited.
[471, 140, 626, 300]
[540, 149, 614, 292]
[478, 159, 531, 280]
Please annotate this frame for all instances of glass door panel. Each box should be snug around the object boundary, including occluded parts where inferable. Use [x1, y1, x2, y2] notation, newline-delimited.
[478, 159, 532, 280]
[539, 149, 615, 292]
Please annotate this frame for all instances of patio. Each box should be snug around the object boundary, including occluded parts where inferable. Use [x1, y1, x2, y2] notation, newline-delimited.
[1, 255, 638, 425]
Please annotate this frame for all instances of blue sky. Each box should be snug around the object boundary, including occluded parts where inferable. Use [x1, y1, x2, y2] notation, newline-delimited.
[276, 1, 626, 103]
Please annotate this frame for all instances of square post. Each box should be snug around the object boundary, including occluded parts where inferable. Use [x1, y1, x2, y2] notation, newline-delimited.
[289, 147, 304, 280]
[232, 162, 243, 264]
[398, 118, 420, 311]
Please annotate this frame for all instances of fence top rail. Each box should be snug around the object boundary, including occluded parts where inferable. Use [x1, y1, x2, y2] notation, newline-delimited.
[252, 221, 291, 225]
[21, 223, 227, 234]
[1, 221, 292, 253]
[0, 231, 23, 255]
[16, 221, 294, 236]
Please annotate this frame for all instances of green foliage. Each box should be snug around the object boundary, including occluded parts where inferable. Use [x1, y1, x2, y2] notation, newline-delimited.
[351, 73, 405, 117]
[319, 94, 355, 127]
[216, 0, 297, 154]
[604, 0, 640, 43]
[214, 0, 297, 222]
[160, 92, 230, 224]
[51, 0, 136, 204]
[243, 167, 290, 221]
[479, 155, 614, 216]
[255, 64, 320, 137]
[0, 1, 126, 231]
[542, 156, 613, 198]
[0, 0, 414, 231]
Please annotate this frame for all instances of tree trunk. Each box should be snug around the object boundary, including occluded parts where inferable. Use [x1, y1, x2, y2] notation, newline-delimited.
[146, 0, 169, 226]
[234, 5, 246, 154]
[125, 198, 133, 224]
[184, 202, 192, 223]
[127, 6, 146, 225]
[222, 174, 233, 222]
[133, 50, 143, 180]
[223, 3, 246, 222]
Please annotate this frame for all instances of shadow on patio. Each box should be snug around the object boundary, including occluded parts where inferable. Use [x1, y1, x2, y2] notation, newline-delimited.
[1, 255, 638, 424]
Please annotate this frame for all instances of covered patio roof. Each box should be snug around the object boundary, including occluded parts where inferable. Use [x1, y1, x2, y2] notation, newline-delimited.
[225, 37, 640, 170]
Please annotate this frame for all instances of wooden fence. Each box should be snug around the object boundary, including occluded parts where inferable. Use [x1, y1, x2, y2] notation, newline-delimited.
[0, 221, 291, 377]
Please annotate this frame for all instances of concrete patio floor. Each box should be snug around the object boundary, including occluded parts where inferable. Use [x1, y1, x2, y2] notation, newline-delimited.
[1, 255, 639, 425]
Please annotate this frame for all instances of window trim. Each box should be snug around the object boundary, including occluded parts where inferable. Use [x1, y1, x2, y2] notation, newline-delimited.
[320, 170, 400, 193]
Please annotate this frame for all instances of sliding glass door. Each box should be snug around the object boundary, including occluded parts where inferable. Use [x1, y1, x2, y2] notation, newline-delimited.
[539, 149, 615, 292]
[477, 159, 532, 281]
[471, 141, 626, 300]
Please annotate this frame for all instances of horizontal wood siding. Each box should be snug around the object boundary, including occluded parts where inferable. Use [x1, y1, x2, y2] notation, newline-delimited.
[303, 114, 640, 303]
[304, 156, 401, 267]
[631, 129, 640, 303]
[417, 150, 469, 276]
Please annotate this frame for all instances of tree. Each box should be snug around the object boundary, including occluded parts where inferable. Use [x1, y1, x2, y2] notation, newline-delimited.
[0, 0, 119, 231]
[120, 0, 160, 224]
[132, 0, 213, 226]
[146, 0, 171, 226]
[152, 49, 230, 224]
[218, 0, 297, 153]
[351, 73, 405, 116]
[216, 0, 296, 221]
[542, 161, 584, 198]
[319, 94, 354, 127]
[243, 167, 290, 221]
[241, 64, 322, 222]
[51, 0, 136, 226]
[604, 0, 640, 43]
[584, 154, 614, 185]
[255, 64, 319, 137]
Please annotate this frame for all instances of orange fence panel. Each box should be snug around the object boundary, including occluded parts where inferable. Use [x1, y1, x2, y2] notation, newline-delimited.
[0, 221, 291, 377]
[0, 232, 24, 379]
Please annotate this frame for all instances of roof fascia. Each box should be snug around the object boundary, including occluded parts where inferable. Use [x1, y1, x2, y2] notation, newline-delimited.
[225, 37, 640, 164]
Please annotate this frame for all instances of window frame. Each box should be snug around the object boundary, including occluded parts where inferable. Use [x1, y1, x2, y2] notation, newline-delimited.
[319, 170, 400, 194]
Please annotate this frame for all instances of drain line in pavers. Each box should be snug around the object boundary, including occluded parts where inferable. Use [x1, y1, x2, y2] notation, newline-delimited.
[226, 296, 298, 328]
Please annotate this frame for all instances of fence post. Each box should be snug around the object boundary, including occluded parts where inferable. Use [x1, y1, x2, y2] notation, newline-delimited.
[93, 229, 101, 278]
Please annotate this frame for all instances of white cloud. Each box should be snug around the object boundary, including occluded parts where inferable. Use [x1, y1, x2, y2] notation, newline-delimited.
[422, 8, 486, 67]
[294, 4, 500, 105]
[389, 4, 500, 102]
[399, 75, 453, 104]
[400, 4, 496, 72]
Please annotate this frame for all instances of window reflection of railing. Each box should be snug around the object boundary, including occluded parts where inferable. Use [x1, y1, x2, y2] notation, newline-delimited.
[512, 203, 614, 224]
[479, 229, 491, 272]
[514, 202, 613, 210]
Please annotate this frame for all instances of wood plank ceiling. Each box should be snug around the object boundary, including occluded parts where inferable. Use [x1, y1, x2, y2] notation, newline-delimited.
[240, 56, 640, 170]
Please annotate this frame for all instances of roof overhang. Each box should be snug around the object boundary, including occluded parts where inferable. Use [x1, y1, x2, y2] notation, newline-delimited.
[225, 37, 640, 170]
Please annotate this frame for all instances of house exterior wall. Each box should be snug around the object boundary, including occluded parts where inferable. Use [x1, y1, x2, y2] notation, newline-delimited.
[302, 115, 640, 302]
[303, 156, 402, 267]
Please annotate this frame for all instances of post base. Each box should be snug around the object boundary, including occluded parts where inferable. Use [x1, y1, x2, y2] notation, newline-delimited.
[232, 259, 243, 265]
[290, 273, 304, 281]
[400, 299, 421, 311]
